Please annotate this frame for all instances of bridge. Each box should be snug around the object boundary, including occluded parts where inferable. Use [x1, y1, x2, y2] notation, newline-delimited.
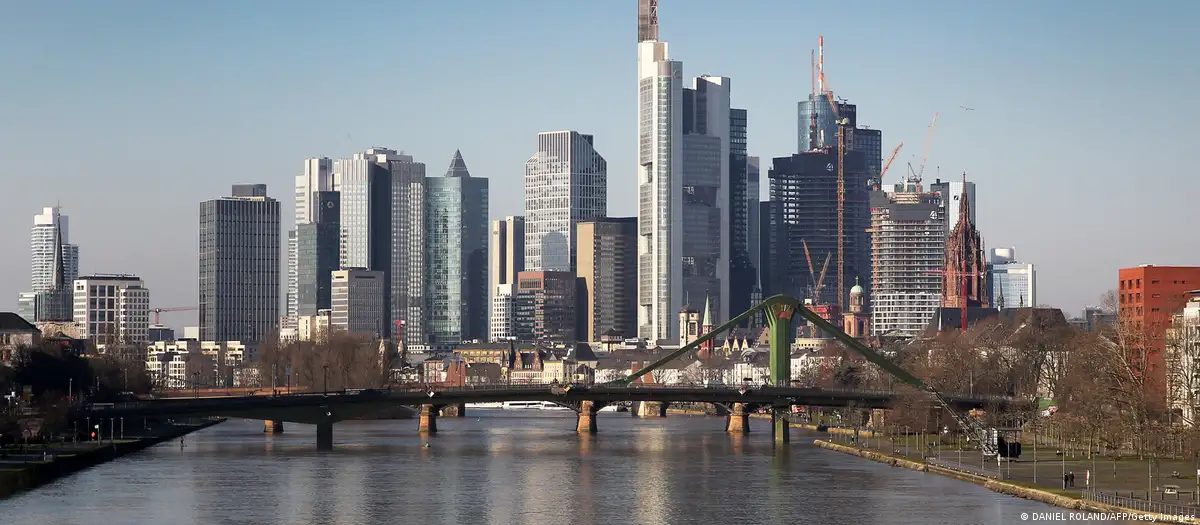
[77, 295, 1035, 450]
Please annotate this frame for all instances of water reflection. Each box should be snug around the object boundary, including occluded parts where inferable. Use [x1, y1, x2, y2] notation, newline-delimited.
[0, 414, 1133, 524]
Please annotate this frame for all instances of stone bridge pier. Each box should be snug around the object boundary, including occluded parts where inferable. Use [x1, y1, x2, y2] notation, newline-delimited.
[632, 401, 667, 418]
[726, 403, 749, 434]
[263, 420, 284, 433]
[576, 400, 599, 434]
[439, 403, 467, 417]
[419, 404, 438, 434]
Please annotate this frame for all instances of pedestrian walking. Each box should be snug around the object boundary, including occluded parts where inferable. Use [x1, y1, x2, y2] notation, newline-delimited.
[1068, 472, 1075, 488]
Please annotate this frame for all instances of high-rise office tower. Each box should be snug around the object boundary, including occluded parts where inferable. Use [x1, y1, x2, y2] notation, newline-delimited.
[869, 190, 945, 335]
[199, 184, 280, 342]
[929, 178, 977, 242]
[18, 206, 80, 323]
[989, 247, 1036, 309]
[728, 108, 756, 321]
[576, 217, 638, 342]
[489, 216, 524, 343]
[426, 150, 489, 345]
[330, 268, 386, 338]
[73, 274, 150, 343]
[514, 270, 576, 342]
[797, 37, 884, 186]
[523, 131, 607, 272]
[680, 75, 732, 326]
[764, 150, 872, 306]
[637, 0, 683, 342]
[746, 156, 761, 283]
[332, 148, 426, 345]
[296, 191, 340, 316]
[288, 157, 334, 326]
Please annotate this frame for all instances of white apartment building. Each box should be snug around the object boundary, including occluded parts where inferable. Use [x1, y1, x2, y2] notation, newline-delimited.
[297, 309, 332, 341]
[870, 191, 946, 335]
[523, 131, 607, 272]
[73, 274, 150, 343]
[490, 283, 516, 342]
[1168, 294, 1200, 426]
[145, 340, 251, 388]
[330, 268, 385, 338]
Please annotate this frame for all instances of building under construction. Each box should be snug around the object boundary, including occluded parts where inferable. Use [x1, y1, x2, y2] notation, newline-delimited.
[762, 148, 872, 308]
[869, 185, 946, 335]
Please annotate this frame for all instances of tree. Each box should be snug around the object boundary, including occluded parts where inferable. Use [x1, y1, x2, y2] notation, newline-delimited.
[1165, 312, 1200, 426]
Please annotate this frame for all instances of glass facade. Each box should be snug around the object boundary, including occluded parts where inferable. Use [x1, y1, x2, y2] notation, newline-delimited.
[425, 151, 488, 345]
[295, 191, 340, 316]
[523, 131, 607, 273]
[991, 262, 1037, 309]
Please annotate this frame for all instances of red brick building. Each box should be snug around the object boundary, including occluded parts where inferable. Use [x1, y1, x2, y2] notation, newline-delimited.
[1118, 265, 1200, 404]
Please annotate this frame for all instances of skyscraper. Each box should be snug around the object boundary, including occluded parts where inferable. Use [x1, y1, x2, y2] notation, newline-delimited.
[929, 178, 977, 242]
[331, 148, 426, 345]
[576, 217, 638, 342]
[764, 150, 872, 306]
[728, 108, 756, 321]
[288, 157, 334, 326]
[330, 268, 386, 338]
[199, 185, 280, 342]
[746, 156, 761, 282]
[18, 206, 79, 323]
[680, 75, 732, 325]
[637, 0, 684, 342]
[523, 131, 607, 272]
[426, 150, 489, 346]
[296, 191, 340, 316]
[869, 190, 945, 335]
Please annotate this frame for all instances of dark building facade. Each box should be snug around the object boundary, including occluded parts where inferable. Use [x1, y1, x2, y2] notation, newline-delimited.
[576, 217, 638, 341]
[296, 191, 340, 316]
[514, 271, 576, 343]
[727, 108, 757, 323]
[199, 185, 280, 342]
[425, 150, 489, 345]
[764, 148, 872, 307]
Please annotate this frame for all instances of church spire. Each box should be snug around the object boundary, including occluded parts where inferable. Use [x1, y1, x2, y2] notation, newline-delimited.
[702, 296, 712, 327]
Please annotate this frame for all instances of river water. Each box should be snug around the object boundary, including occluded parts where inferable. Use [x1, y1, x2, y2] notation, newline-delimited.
[1, 412, 1130, 524]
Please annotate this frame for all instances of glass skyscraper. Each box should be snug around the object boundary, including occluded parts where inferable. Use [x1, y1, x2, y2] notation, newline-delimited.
[425, 150, 488, 346]
[989, 247, 1037, 309]
[523, 131, 607, 273]
[296, 191, 340, 316]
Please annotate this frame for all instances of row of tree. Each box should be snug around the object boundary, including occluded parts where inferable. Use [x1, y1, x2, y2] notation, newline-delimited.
[252, 331, 387, 392]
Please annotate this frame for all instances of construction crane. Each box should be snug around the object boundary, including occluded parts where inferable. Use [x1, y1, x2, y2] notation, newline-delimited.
[152, 306, 197, 325]
[877, 142, 904, 189]
[922, 268, 987, 333]
[816, 36, 850, 310]
[801, 240, 833, 304]
[914, 112, 939, 187]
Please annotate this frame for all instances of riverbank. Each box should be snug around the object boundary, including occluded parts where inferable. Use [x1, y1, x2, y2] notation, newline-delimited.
[0, 418, 226, 499]
[814, 439, 1200, 524]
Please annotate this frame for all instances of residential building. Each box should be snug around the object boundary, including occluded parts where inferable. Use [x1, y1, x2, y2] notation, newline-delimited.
[426, 150, 489, 346]
[330, 268, 385, 339]
[298, 310, 332, 342]
[515, 271, 576, 343]
[295, 191, 340, 316]
[0, 312, 41, 364]
[288, 157, 334, 326]
[576, 217, 638, 342]
[1167, 292, 1200, 425]
[869, 190, 945, 335]
[73, 274, 150, 343]
[763, 149, 872, 307]
[145, 340, 252, 388]
[523, 131, 607, 272]
[1118, 265, 1200, 405]
[989, 247, 1037, 309]
[18, 206, 80, 323]
[490, 283, 517, 342]
[199, 184, 280, 343]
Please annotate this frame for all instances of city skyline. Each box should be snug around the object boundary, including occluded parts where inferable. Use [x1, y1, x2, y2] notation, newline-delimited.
[1, 1, 1197, 320]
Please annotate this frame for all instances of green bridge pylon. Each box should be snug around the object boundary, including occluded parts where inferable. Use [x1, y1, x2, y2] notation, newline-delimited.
[611, 295, 993, 451]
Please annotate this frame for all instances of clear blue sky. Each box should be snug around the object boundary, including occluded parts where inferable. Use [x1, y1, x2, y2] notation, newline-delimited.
[1, 0, 1196, 327]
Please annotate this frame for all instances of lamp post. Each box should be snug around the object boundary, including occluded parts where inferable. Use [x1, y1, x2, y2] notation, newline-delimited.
[323, 364, 329, 394]
[193, 372, 199, 398]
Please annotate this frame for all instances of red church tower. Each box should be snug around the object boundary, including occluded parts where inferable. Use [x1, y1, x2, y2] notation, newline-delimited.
[943, 176, 990, 309]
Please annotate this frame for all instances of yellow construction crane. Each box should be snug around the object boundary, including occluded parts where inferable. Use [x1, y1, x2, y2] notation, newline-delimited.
[915, 112, 939, 186]
[801, 239, 833, 305]
[877, 141, 904, 189]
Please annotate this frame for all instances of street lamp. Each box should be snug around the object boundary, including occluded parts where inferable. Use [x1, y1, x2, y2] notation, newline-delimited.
[193, 372, 199, 398]
[323, 365, 329, 394]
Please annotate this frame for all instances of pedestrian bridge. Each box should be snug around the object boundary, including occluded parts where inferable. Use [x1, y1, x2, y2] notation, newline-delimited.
[75, 383, 1028, 450]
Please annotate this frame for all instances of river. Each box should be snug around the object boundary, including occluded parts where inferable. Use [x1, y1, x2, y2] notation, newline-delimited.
[1, 412, 1131, 524]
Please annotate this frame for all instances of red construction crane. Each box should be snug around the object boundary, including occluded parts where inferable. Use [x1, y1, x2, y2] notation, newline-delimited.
[877, 142, 904, 189]
[152, 306, 197, 325]
[922, 269, 987, 333]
